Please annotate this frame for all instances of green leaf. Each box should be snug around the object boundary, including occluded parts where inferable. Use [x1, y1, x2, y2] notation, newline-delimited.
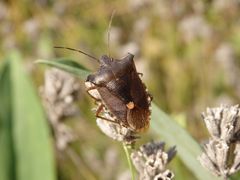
[36, 58, 89, 79]
[0, 53, 56, 180]
[151, 103, 221, 180]
[0, 60, 15, 180]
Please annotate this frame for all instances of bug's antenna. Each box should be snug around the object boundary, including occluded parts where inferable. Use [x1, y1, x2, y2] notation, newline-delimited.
[107, 10, 116, 58]
[54, 46, 100, 62]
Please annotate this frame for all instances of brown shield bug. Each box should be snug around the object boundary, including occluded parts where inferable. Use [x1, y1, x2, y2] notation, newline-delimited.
[55, 46, 152, 132]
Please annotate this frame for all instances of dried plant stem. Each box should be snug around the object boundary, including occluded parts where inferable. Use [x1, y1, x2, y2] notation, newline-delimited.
[123, 143, 135, 180]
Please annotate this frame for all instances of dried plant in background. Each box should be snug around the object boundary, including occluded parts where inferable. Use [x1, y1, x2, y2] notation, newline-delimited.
[214, 43, 240, 99]
[40, 68, 80, 150]
[131, 141, 176, 180]
[198, 104, 240, 179]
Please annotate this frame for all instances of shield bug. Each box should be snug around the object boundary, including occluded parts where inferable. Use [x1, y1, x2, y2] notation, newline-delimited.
[55, 46, 152, 132]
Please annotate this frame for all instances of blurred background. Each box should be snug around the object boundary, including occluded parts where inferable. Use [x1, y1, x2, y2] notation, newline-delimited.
[0, 0, 240, 180]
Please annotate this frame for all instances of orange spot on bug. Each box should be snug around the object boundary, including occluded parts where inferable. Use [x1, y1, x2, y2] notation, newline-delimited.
[126, 102, 135, 109]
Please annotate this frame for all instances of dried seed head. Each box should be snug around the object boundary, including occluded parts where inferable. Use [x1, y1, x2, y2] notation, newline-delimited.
[96, 109, 138, 144]
[229, 143, 240, 174]
[41, 68, 80, 124]
[198, 139, 229, 177]
[40, 68, 80, 150]
[199, 104, 240, 178]
[153, 170, 174, 180]
[201, 104, 240, 142]
[131, 141, 176, 180]
[55, 123, 76, 151]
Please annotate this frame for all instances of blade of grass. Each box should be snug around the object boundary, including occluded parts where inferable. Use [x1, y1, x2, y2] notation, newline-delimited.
[0, 60, 15, 180]
[11, 53, 56, 180]
[0, 53, 56, 180]
[36, 59, 89, 79]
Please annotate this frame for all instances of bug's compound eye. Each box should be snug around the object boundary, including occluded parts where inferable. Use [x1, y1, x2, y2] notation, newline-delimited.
[86, 74, 97, 84]
[126, 101, 135, 109]
[86, 74, 95, 82]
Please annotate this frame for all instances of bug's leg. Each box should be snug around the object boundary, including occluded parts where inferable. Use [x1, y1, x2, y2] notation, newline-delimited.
[95, 104, 119, 124]
[86, 86, 101, 102]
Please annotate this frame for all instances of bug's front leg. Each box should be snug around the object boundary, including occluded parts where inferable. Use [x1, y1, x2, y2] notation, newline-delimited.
[86, 86, 101, 102]
[95, 103, 119, 124]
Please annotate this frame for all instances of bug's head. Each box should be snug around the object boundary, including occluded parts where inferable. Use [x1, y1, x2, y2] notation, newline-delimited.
[99, 53, 134, 66]
[86, 53, 135, 84]
[99, 55, 112, 67]
[86, 67, 113, 85]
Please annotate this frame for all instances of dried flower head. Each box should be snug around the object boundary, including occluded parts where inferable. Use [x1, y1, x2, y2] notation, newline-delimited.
[96, 116, 138, 144]
[41, 68, 80, 124]
[131, 141, 176, 180]
[40, 68, 80, 150]
[201, 104, 240, 142]
[199, 104, 240, 178]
